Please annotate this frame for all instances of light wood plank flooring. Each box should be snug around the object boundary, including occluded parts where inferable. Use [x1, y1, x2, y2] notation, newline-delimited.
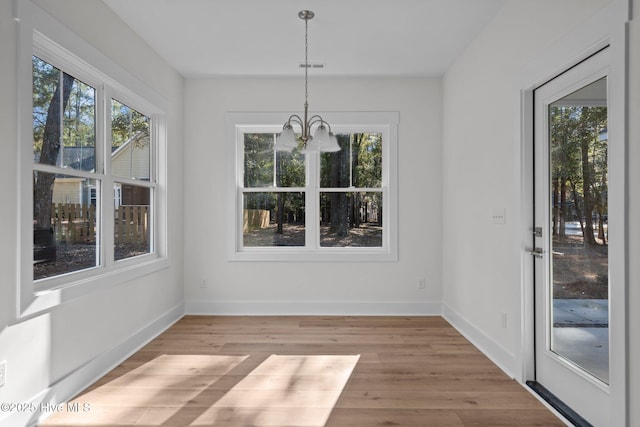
[40, 316, 564, 426]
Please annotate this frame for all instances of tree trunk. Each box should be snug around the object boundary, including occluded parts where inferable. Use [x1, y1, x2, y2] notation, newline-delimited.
[33, 73, 74, 229]
[329, 136, 349, 237]
[559, 178, 567, 236]
[276, 193, 284, 234]
[598, 211, 606, 244]
[570, 179, 585, 237]
[33, 73, 74, 264]
[552, 176, 559, 235]
[581, 137, 597, 246]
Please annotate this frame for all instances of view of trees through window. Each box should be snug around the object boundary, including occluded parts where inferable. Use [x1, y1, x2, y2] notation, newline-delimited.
[550, 88, 608, 300]
[111, 99, 152, 261]
[242, 132, 383, 248]
[32, 56, 153, 280]
[320, 133, 382, 247]
[32, 56, 98, 279]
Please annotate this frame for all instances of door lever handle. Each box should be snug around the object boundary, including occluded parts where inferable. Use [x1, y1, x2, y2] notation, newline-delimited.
[527, 248, 543, 258]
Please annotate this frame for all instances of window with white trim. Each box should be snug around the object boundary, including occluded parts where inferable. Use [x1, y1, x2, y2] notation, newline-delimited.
[20, 25, 167, 308]
[228, 112, 398, 261]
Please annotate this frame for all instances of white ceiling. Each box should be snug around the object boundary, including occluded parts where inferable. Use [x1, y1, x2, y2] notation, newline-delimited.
[101, 0, 506, 78]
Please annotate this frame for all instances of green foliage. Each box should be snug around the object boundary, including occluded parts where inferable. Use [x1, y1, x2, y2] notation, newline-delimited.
[32, 57, 58, 155]
[32, 56, 96, 158]
[353, 133, 382, 188]
[243, 133, 305, 222]
[242, 132, 383, 229]
[111, 99, 150, 149]
[320, 133, 382, 188]
[550, 103, 607, 244]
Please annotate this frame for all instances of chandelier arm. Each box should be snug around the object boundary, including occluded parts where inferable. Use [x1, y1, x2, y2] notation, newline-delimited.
[308, 116, 333, 132]
[286, 114, 304, 128]
[307, 115, 326, 126]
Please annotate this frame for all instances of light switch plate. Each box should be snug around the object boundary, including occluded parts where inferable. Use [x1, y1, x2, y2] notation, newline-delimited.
[492, 208, 506, 224]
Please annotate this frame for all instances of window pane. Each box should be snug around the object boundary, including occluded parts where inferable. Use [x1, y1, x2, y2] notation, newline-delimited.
[244, 133, 305, 188]
[114, 184, 151, 261]
[33, 171, 98, 280]
[320, 192, 382, 247]
[321, 133, 382, 188]
[243, 192, 305, 247]
[112, 99, 151, 180]
[33, 56, 96, 171]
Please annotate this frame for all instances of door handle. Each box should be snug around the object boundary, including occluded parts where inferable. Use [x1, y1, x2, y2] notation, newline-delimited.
[528, 248, 543, 258]
[527, 248, 564, 258]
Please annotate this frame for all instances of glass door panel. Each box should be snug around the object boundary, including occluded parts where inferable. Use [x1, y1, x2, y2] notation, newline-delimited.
[548, 77, 609, 384]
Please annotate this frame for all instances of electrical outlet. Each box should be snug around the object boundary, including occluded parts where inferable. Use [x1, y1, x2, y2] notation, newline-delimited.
[200, 279, 207, 288]
[0, 360, 6, 387]
[418, 278, 426, 289]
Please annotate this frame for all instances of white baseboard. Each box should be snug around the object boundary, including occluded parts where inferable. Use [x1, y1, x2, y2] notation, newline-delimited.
[442, 303, 517, 378]
[0, 303, 184, 427]
[185, 300, 442, 316]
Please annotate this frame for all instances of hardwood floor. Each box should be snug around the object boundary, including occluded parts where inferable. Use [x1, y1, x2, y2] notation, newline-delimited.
[40, 316, 564, 426]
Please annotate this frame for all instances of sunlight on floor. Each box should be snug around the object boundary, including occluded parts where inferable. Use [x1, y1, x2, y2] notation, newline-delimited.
[40, 354, 360, 426]
[41, 354, 249, 426]
[192, 355, 360, 426]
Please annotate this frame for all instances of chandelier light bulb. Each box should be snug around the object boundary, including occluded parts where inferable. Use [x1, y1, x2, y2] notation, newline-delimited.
[275, 124, 298, 151]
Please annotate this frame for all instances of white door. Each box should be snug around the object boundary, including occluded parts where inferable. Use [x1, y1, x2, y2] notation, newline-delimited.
[532, 49, 610, 426]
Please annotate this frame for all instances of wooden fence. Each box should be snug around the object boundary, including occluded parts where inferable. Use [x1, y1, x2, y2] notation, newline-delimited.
[51, 203, 148, 244]
[115, 205, 149, 244]
[51, 203, 96, 243]
[243, 209, 270, 232]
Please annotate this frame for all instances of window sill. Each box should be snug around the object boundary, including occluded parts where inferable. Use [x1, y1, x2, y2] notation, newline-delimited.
[228, 248, 398, 262]
[19, 256, 170, 320]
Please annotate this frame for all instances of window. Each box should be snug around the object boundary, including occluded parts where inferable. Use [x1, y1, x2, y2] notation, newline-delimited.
[32, 56, 98, 279]
[18, 19, 167, 315]
[31, 54, 158, 282]
[228, 112, 398, 261]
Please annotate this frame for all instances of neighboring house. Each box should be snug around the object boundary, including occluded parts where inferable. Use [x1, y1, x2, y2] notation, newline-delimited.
[34, 146, 95, 205]
[111, 135, 150, 181]
[111, 135, 151, 207]
[44, 135, 150, 207]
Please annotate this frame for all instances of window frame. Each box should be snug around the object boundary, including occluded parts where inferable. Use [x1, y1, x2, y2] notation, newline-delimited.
[16, 1, 169, 319]
[227, 112, 399, 262]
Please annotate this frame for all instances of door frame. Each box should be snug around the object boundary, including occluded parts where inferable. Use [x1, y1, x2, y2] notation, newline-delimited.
[516, 1, 628, 425]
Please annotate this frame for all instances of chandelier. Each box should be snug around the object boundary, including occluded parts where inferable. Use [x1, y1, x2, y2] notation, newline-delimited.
[275, 10, 340, 153]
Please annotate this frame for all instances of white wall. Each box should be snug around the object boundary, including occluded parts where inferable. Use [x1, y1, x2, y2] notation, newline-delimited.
[442, 0, 612, 374]
[0, 0, 19, 338]
[627, 0, 639, 425]
[0, 1, 184, 425]
[184, 77, 442, 314]
[442, 0, 638, 424]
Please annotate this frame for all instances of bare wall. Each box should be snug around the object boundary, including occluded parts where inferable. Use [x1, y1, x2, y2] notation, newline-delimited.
[627, 0, 639, 424]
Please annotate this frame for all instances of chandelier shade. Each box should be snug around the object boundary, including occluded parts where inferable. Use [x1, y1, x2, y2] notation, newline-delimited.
[275, 10, 340, 153]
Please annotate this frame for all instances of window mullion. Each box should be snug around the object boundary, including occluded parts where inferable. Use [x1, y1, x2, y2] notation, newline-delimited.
[306, 152, 319, 249]
[101, 85, 115, 267]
